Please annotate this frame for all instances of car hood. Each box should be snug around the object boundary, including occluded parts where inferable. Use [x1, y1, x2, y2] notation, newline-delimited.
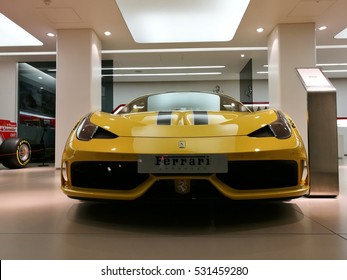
[89, 110, 279, 137]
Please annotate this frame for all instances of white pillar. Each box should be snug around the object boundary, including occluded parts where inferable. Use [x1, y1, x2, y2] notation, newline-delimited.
[55, 29, 102, 168]
[268, 23, 316, 149]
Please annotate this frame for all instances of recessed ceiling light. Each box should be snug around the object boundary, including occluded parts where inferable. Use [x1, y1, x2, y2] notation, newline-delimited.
[47, 32, 55, 37]
[103, 72, 222, 77]
[115, 0, 250, 43]
[104, 66, 225, 70]
[0, 13, 43, 46]
[257, 71, 268, 74]
[322, 69, 347, 73]
[0, 51, 56, 56]
[102, 46, 268, 54]
[316, 45, 347, 49]
[317, 63, 347, 66]
[318, 26, 327, 31]
[334, 27, 347, 39]
[241, 54, 245, 57]
[104, 31, 112, 36]
[256, 27, 264, 33]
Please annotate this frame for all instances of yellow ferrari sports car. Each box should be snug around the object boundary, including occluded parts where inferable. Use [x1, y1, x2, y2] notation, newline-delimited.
[61, 91, 309, 201]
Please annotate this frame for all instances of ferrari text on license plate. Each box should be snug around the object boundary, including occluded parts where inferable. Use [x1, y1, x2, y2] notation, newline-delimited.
[138, 154, 228, 174]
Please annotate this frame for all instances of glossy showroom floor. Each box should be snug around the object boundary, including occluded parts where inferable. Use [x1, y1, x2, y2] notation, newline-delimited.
[0, 158, 347, 260]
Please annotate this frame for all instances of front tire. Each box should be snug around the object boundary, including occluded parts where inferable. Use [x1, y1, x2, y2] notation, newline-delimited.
[0, 138, 31, 169]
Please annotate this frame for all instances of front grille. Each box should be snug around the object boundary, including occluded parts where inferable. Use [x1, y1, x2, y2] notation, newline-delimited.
[216, 160, 298, 190]
[71, 161, 148, 190]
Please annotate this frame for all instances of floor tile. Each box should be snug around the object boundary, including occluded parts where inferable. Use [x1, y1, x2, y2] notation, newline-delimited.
[1, 159, 347, 259]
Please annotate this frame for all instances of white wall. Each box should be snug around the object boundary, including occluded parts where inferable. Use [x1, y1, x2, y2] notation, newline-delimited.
[331, 78, 347, 156]
[0, 61, 17, 122]
[253, 79, 268, 102]
[330, 78, 347, 117]
[114, 79, 269, 108]
[113, 80, 240, 106]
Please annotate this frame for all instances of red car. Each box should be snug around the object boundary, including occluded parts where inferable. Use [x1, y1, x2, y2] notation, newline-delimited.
[0, 119, 31, 168]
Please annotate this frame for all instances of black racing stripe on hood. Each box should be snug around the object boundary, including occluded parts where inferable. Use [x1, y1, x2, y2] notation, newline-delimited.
[193, 111, 208, 125]
[157, 111, 172, 125]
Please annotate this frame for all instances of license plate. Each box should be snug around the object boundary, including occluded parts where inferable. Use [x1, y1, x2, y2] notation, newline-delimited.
[138, 154, 228, 174]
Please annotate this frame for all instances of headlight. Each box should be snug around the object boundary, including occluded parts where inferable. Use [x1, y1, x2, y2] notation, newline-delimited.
[76, 114, 98, 141]
[248, 111, 292, 139]
[76, 113, 117, 141]
[269, 111, 292, 139]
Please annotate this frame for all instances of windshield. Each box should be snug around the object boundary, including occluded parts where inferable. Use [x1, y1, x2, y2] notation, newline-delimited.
[117, 91, 249, 114]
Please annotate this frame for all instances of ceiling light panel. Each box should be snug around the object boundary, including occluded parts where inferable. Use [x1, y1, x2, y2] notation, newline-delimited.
[334, 28, 347, 39]
[0, 13, 43, 47]
[115, 0, 250, 43]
